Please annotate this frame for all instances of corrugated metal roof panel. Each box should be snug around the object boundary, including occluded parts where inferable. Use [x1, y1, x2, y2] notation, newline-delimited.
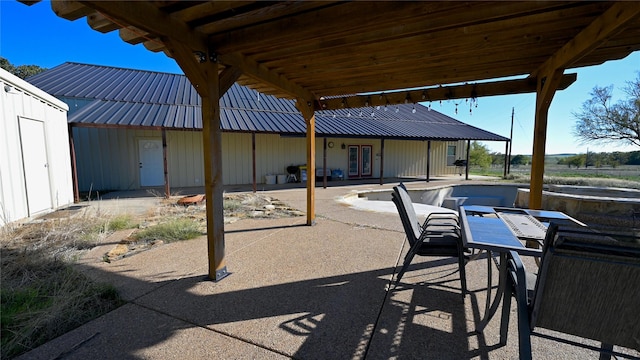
[33, 63, 508, 141]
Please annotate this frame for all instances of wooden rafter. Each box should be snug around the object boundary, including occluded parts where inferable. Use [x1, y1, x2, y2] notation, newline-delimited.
[208, 2, 576, 55]
[78, 0, 208, 52]
[50, 0, 93, 20]
[315, 75, 577, 111]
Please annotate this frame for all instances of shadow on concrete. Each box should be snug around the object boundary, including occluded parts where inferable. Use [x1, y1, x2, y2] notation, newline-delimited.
[21, 260, 479, 360]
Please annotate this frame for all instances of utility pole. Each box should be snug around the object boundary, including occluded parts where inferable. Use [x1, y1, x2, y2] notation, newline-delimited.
[507, 107, 514, 174]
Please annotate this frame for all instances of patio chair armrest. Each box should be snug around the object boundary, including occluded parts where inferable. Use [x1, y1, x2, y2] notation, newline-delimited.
[422, 213, 460, 235]
[425, 212, 459, 222]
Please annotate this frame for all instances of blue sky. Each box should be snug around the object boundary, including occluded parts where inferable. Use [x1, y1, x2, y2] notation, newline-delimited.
[2, 1, 638, 155]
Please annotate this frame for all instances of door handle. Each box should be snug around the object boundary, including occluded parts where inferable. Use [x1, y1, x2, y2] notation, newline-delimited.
[139, 162, 143, 168]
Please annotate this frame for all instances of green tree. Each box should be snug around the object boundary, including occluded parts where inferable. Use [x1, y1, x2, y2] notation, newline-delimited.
[490, 152, 505, 165]
[0, 57, 47, 79]
[468, 141, 492, 169]
[510, 154, 530, 166]
[564, 154, 586, 168]
[573, 73, 640, 147]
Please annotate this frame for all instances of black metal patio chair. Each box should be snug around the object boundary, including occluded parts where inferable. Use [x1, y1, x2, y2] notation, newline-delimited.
[391, 183, 467, 296]
[504, 223, 640, 359]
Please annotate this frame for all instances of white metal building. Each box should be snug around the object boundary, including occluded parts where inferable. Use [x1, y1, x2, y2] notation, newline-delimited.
[0, 68, 73, 225]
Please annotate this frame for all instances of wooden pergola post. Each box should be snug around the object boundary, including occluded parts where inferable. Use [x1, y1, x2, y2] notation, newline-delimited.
[201, 61, 228, 280]
[165, 39, 241, 281]
[297, 100, 316, 225]
[529, 69, 564, 210]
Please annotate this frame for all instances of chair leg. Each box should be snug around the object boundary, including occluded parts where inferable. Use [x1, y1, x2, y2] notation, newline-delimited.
[394, 241, 421, 288]
[500, 279, 513, 345]
[598, 343, 613, 360]
[457, 245, 467, 297]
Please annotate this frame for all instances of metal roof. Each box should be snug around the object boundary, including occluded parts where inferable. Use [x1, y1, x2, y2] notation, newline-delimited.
[27, 63, 508, 141]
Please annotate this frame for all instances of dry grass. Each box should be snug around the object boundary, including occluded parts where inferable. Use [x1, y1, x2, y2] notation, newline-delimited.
[0, 213, 127, 359]
[0, 193, 302, 358]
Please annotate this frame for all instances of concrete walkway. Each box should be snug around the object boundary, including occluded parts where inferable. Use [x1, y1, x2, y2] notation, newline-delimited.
[18, 178, 639, 359]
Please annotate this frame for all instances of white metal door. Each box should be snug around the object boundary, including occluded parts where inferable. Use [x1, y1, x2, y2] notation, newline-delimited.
[138, 139, 164, 187]
[19, 117, 52, 215]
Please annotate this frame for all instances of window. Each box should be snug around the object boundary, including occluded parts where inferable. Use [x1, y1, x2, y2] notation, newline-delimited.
[447, 145, 457, 166]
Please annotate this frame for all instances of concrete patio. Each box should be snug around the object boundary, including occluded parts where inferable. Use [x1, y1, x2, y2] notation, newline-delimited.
[17, 178, 639, 359]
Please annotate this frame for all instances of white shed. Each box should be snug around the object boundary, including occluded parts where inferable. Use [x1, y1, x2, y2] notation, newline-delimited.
[1, 68, 73, 226]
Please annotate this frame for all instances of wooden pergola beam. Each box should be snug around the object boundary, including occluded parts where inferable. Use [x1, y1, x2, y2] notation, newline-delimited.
[315, 75, 576, 111]
[219, 53, 316, 103]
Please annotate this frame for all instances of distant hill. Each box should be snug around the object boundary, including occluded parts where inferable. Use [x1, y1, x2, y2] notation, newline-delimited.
[547, 153, 576, 157]
[510, 153, 576, 157]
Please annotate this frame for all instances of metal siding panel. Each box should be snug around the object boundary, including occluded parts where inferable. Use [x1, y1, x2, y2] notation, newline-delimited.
[168, 131, 187, 187]
[168, 131, 182, 187]
[167, 130, 205, 187]
[223, 133, 252, 185]
[73, 127, 89, 191]
[85, 128, 105, 190]
[254, 134, 306, 184]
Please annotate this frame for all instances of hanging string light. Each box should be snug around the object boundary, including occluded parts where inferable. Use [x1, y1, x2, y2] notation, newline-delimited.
[469, 86, 478, 115]
[412, 104, 416, 114]
[422, 90, 432, 111]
